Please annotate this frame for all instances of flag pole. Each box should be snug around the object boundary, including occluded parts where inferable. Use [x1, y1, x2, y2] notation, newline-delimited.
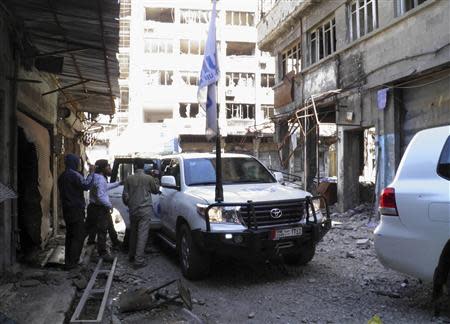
[215, 81, 223, 202]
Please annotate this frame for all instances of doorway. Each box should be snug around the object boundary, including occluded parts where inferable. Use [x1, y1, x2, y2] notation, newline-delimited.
[17, 127, 42, 255]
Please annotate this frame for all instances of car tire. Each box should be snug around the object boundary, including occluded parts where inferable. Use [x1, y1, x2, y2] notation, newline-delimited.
[178, 224, 211, 280]
[283, 243, 316, 266]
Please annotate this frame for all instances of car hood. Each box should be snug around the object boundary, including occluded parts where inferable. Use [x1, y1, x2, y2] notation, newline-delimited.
[186, 183, 310, 204]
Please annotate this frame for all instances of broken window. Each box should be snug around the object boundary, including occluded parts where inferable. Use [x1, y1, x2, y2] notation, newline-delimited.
[180, 71, 199, 86]
[349, 0, 378, 41]
[226, 103, 255, 119]
[145, 8, 175, 23]
[261, 74, 275, 88]
[281, 42, 301, 77]
[309, 17, 336, 65]
[143, 70, 173, 86]
[226, 42, 255, 56]
[226, 11, 255, 26]
[395, 0, 428, 15]
[179, 103, 200, 118]
[226, 72, 255, 87]
[180, 39, 205, 55]
[143, 110, 172, 123]
[180, 9, 210, 24]
[144, 39, 173, 54]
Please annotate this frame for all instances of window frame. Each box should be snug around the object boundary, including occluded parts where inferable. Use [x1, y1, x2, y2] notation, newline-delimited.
[161, 158, 181, 187]
[226, 103, 255, 120]
[308, 17, 336, 65]
[261, 73, 275, 88]
[262, 105, 275, 120]
[180, 39, 205, 55]
[144, 38, 174, 54]
[144, 70, 174, 86]
[437, 136, 450, 181]
[225, 11, 255, 26]
[281, 41, 301, 78]
[396, 0, 428, 16]
[225, 72, 255, 87]
[349, 0, 378, 41]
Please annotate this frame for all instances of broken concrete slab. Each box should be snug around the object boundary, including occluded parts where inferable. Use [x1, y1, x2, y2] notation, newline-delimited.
[73, 277, 87, 290]
[356, 239, 370, 248]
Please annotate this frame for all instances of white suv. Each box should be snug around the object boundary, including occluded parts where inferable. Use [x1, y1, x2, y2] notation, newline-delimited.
[375, 125, 450, 282]
[155, 153, 331, 279]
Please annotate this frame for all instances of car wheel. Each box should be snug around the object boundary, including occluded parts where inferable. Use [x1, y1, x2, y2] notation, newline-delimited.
[283, 243, 316, 266]
[178, 224, 211, 280]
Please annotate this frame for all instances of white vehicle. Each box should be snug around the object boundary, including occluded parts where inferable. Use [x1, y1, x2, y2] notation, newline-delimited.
[374, 125, 450, 281]
[155, 153, 331, 279]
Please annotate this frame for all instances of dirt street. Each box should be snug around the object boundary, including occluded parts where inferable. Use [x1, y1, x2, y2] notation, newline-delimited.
[105, 203, 449, 324]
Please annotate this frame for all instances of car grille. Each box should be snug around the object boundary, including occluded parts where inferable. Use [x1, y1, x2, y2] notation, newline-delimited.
[240, 200, 307, 228]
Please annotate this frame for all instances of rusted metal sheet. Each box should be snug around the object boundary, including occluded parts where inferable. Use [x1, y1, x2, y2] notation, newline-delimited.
[274, 72, 295, 109]
[4, 0, 120, 115]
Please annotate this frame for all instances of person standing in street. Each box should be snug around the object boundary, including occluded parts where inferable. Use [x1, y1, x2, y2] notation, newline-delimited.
[58, 154, 94, 270]
[87, 159, 121, 261]
[122, 158, 160, 268]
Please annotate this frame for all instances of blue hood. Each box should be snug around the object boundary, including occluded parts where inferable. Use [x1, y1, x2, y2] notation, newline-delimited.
[65, 154, 80, 171]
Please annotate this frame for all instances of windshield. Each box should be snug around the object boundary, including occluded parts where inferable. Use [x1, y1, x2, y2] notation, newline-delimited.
[184, 157, 276, 186]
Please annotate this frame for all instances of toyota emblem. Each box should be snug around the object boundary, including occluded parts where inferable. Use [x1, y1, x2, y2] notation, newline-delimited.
[270, 208, 282, 219]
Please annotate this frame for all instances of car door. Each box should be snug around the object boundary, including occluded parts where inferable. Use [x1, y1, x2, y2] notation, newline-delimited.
[109, 159, 133, 231]
[159, 158, 181, 238]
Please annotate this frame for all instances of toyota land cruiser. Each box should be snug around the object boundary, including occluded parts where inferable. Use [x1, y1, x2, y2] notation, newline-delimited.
[156, 153, 331, 279]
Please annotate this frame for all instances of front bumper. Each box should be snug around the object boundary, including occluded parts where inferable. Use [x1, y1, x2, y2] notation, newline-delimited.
[192, 219, 331, 258]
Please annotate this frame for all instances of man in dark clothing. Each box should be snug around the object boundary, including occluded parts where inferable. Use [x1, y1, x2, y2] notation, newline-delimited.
[87, 159, 120, 261]
[58, 154, 93, 269]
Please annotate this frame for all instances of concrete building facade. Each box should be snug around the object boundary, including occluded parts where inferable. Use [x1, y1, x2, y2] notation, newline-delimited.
[115, 0, 280, 167]
[257, 0, 450, 211]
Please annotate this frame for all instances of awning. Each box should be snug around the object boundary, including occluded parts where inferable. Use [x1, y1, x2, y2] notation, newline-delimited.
[5, 0, 120, 115]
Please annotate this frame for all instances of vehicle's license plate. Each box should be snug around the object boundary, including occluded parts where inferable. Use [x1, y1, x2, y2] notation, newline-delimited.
[271, 227, 302, 240]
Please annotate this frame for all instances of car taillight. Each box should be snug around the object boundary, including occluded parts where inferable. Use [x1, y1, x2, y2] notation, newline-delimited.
[379, 187, 398, 216]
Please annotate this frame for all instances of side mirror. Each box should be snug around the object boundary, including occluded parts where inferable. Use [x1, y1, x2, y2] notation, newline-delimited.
[273, 172, 284, 183]
[161, 175, 178, 190]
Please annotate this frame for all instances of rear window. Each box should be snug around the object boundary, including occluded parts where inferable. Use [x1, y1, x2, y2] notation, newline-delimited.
[437, 136, 450, 181]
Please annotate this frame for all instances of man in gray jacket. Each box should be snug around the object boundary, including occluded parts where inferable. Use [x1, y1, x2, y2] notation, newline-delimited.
[122, 158, 160, 268]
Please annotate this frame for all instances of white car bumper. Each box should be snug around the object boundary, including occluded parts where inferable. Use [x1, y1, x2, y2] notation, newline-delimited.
[374, 216, 436, 282]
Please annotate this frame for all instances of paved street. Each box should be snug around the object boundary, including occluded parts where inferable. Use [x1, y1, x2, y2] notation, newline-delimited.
[109, 204, 448, 324]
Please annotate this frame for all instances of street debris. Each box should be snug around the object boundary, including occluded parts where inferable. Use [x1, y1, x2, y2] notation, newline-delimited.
[356, 238, 370, 248]
[119, 279, 192, 313]
[19, 279, 40, 288]
[368, 315, 383, 324]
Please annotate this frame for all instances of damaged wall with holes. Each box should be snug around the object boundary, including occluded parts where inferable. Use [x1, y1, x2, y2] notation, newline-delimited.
[0, 0, 120, 272]
[0, 10, 61, 271]
[258, 0, 450, 212]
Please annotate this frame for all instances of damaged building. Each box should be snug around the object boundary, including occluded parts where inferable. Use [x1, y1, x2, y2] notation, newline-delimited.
[0, 0, 119, 273]
[112, 0, 280, 165]
[257, 0, 450, 211]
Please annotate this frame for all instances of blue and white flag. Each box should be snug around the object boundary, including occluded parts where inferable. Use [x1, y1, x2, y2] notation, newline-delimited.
[198, 0, 220, 139]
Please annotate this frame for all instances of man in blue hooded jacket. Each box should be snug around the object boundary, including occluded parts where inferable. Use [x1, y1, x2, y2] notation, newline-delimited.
[58, 154, 94, 269]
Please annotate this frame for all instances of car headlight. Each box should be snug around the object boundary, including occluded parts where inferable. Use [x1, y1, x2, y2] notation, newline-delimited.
[196, 204, 241, 224]
[304, 199, 323, 223]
